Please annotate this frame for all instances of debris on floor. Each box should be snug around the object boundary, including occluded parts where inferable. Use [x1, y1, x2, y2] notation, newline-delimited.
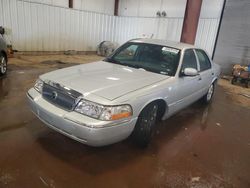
[238, 93, 250, 99]
[41, 60, 67, 65]
[191, 177, 200, 182]
[0, 173, 15, 185]
[7, 53, 103, 72]
[216, 123, 221, 127]
[64, 50, 77, 55]
[39, 176, 56, 188]
[39, 177, 48, 187]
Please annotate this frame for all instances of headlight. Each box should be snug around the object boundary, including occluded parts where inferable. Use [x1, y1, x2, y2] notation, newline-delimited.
[34, 79, 43, 93]
[74, 100, 104, 119]
[74, 99, 132, 121]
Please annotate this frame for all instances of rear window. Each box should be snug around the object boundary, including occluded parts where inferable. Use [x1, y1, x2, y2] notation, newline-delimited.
[196, 49, 211, 71]
[181, 49, 198, 70]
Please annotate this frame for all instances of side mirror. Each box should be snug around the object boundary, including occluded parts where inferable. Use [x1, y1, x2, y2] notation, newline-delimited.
[0, 26, 5, 35]
[183, 68, 198, 76]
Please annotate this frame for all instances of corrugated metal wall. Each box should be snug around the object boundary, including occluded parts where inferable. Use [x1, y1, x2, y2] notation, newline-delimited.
[195, 18, 220, 56]
[114, 17, 183, 45]
[0, 0, 183, 51]
[0, 0, 117, 51]
[74, 0, 115, 15]
[118, 0, 187, 18]
[24, 0, 69, 8]
[0, 0, 222, 56]
[117, 0, 224, 57]
[194, 0, 224, 57]
[23, 0, 115, 15]
[213, 0, 250, 74]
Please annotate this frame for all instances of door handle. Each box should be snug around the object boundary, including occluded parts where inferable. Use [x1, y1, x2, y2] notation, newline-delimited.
[212, 73, 214, 76]
[198, 77, 202, 81]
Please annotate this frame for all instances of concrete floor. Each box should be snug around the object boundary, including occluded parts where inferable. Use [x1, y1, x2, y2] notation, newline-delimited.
[0, 54, 250, 188]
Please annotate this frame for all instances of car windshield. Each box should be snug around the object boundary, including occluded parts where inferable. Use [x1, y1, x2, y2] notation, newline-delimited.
[104, 42, 181, 76]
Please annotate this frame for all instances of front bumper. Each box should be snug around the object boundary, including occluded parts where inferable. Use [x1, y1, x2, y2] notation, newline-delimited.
[27, 88, 137, 146]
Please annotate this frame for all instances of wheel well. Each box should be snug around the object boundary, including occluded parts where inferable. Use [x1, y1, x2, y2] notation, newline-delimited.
[140, 99, 167, 121]
[155, 99, 167, 121]
[212, 78, 218, 84]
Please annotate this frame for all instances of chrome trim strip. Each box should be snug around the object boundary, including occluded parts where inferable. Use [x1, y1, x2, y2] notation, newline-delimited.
[42, 80, 83, 111]
[64, 117, 89, 127]
[44, 80, 82, 98]
[27, 92, 34, 100]
[64, 116, 134, 129]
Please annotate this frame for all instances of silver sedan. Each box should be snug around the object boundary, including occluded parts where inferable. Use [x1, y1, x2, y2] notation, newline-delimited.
[27, 38, 220, 147]
[0, 27, 8, 76]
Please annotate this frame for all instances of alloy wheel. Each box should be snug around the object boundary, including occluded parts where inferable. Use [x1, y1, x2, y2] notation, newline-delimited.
[206, 84, 214, 101]
[0, 57, 7, 74]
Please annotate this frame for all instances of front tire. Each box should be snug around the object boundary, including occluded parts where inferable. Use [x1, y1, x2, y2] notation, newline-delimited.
[0, 53, 7, 76]
[132, 103, 158, 147]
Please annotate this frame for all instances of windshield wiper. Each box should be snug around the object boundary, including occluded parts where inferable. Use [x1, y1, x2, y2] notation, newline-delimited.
[105, 58, 138, 68]
[125, 64, 141, 69]
[105, 58, 148, 71]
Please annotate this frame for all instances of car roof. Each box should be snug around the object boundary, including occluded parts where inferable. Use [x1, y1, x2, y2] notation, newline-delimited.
[129, 38, 196, 50]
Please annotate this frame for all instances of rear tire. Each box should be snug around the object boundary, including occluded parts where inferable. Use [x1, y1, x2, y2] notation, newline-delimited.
[0, 53, 7, 76]
[201, 83, 215, 104]
[132, 103, 158, 147]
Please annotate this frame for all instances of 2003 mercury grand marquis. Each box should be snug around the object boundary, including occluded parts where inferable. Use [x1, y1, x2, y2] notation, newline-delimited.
[27, 39, 220, 147]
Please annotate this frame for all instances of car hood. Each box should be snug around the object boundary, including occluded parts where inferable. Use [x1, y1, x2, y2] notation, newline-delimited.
[40, 61, 169, 101]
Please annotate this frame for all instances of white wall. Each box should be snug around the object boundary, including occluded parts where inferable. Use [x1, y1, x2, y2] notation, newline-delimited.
[23, 0, 115, 14]
[200, 0, 224, 18]
[0, 0, 183, 51]
[118, 0, 186, 17]
[115, 17, 183, 45]
[0, 0, 224, 56]
[74, 0, 114, 15]
[195, 0, 224, 56]
[25, 0, 68, 7]
[118, 0, 224, 56]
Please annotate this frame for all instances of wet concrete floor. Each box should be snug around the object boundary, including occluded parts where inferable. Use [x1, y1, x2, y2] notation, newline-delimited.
[0, 55, 250, 188]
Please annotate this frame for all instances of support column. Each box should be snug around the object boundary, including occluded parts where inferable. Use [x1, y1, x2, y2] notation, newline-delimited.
[69, 0, 73, 8]
[180, 0, 202, 44]
[114, 0, 119, 16]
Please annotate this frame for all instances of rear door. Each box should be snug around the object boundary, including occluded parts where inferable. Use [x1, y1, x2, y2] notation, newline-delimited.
[172, 49, 202, 113]
[195, 49, 214, 96]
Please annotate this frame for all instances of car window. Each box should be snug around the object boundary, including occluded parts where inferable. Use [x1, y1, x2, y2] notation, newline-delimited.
[181, 49, 198, 71]
[106, 42, 180, 76]
[138, 45, 180, 75]
[114, 44, 139, 62]
[196, 49, 211, 71]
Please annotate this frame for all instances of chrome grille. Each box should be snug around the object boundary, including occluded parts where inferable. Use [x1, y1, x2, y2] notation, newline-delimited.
[42, 82, 82, 111]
